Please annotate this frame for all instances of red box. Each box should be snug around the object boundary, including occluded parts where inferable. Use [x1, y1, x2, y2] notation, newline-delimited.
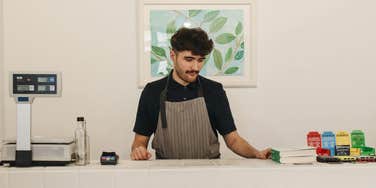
[307, 131, 322, 148]
[316, 147, 330, 156]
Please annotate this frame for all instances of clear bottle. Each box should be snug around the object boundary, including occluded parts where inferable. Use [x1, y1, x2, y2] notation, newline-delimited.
[85, 125, 90, 165]
[75, 117, 89, 165]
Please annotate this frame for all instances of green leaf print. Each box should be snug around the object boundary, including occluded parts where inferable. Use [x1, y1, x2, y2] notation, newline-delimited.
[189, 10, 201, 17]
[213, 49, 223, 70]
[203, 10, 220, 23]
[224, 67, 239, 74]
[235, 50, 244, 60]
[152, 46, 167, 58]
[209, 17, 227, 33]
[225, 48, 233, 63]
[235, 22, 243, 35]
[166, 20, 177, 34]
[215, 33, 236, 44]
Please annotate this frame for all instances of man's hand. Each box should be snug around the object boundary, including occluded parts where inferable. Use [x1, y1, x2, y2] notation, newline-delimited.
[255, 148, 272, 159]
[131, 134, 151, 160]
[131, 146, 152, 160]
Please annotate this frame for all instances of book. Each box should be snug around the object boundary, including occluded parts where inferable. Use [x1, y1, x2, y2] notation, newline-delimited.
[273, 155, 317, 164]
[271, 147, 316, 157]
[271, 147, 316, 164]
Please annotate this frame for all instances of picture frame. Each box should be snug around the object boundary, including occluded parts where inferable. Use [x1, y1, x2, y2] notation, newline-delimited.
[137, 0, 256, 88]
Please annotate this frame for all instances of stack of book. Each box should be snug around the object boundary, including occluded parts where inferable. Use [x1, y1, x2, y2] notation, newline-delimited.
[271, 147, 316, 164]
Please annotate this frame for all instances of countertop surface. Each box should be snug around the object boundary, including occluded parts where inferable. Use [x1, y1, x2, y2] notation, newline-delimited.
[2, 159, 376, 171]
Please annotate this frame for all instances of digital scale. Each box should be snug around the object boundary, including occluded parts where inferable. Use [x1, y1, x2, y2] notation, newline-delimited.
[0, 72, 75, 167]
[1, 138, 75, 166]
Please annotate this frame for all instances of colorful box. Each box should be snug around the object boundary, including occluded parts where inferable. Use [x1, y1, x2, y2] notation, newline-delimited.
[307, 131, 321, 148]
[322, 131, 336, 156]
[361, 147, 375, 156]
[351, 130, 365, 148]
[336, 145, 350, 156]
[336, 131, 350, 146]
[350, 148, 361, 156]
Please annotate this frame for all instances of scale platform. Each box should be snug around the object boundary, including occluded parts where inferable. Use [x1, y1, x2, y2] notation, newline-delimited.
[1, 137, 75, 166]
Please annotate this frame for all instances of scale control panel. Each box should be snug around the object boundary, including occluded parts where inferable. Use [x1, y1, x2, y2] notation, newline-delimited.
[10, 72, 62, 98]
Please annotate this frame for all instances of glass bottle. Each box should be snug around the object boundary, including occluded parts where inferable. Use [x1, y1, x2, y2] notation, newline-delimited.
[85, 122, 90, 165]
[75, 117, 89, 165]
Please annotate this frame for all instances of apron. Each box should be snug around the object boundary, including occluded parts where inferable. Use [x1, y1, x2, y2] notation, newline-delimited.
[151, 74, 220, 159]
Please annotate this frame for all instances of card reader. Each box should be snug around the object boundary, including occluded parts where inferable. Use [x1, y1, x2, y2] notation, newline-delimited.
[100, 151, 119, 165]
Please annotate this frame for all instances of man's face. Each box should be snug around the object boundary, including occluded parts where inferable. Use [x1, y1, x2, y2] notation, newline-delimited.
[170, 50, 206, 84]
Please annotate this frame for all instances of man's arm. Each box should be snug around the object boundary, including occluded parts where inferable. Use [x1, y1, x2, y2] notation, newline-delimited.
[131, 133, 152, 160]
[224, 131, 271, 159]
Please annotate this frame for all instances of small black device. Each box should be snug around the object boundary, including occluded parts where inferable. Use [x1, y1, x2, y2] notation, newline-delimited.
[100, 151, 119, 165]
[316, 156, 341, 163]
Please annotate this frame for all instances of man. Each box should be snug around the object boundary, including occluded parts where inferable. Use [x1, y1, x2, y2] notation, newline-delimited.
[131, 27, 271, 160]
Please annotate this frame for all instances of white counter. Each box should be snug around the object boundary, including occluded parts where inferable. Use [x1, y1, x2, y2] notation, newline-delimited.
[0, 159, 375, 188]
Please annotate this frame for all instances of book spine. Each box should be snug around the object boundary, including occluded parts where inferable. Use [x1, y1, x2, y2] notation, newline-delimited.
[271, 149, 281, 163]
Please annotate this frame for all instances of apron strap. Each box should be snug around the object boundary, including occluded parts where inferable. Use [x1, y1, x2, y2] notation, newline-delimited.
[197, 77, 204, 97]
[160, 72, 170, 129]
[160, 90, 168, 128]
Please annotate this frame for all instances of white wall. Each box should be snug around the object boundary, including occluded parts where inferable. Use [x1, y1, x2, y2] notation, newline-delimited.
[2, 0, 376, 160]
[0, 0, 4, 146]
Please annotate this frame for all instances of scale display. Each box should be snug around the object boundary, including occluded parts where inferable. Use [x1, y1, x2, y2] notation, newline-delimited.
[12, 74, 58, 95]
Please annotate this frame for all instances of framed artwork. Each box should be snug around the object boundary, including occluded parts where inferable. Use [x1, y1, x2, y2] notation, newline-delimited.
[137, 0, 256, 88]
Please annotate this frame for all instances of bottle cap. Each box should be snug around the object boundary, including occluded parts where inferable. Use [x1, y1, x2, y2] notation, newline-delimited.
[77, 117, 85, 121]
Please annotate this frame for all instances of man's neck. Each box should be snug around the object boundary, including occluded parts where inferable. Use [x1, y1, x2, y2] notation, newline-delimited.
[172, 70, 190, 86]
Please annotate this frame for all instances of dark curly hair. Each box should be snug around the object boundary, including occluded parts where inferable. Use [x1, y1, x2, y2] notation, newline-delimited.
[170, 27, 214, 56]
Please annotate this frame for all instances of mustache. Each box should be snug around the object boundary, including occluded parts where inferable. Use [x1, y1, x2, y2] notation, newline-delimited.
[185, 70, 199, 74]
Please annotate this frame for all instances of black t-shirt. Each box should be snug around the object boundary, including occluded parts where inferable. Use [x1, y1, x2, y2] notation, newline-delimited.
[133, 75, 237, 137]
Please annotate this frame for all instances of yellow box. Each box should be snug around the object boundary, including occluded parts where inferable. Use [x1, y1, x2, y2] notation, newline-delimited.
[336, 131, 350, 145]
[350, 148, 361, 156]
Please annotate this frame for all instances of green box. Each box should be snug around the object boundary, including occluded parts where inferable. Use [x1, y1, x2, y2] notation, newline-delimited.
[361, 146, 375, 156]
[351, 130, 365, 148]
